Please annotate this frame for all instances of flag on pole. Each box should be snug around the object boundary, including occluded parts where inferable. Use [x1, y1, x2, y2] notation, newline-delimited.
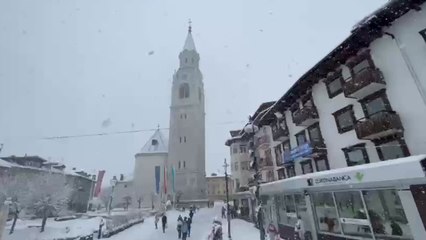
[155, 166, 161, 194]
[172, 166, 176, 193]
[164, 165, 167, 194]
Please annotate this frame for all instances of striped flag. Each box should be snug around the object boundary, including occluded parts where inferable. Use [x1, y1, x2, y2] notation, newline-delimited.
[172, 166, 176, 193]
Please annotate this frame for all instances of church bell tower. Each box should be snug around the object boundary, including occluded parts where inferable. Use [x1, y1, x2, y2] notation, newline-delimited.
[168, 21, 206, 200]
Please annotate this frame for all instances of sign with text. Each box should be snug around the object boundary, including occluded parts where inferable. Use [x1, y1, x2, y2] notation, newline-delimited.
[307, 172, 365, 186]
[282, 142, 313, 164]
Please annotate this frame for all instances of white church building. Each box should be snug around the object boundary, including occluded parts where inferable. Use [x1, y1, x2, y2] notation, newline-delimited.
[112, 24, 207, 209]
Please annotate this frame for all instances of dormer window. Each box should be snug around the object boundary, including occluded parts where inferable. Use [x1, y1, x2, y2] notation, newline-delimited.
[152, 139, 158, 146]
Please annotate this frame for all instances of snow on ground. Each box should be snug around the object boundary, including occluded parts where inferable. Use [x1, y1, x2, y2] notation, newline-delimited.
[109, 204, 260, 240]
[2, 216, 101, 240]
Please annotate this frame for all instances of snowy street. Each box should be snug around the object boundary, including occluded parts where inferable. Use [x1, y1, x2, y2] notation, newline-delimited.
[109, 205, 260, 240]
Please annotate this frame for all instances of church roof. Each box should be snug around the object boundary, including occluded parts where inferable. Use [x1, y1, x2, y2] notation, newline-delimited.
[139, 129, 168, 154]
[183, 27, 196, 51]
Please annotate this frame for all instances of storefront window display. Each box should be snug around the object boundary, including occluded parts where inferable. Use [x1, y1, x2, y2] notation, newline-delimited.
[363, 189, 413, 239]
[334, 191, 372, 238]
[312, 192, 341, 233]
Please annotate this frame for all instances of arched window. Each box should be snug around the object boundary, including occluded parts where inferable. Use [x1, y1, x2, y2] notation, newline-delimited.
[179, 83, 190, 99]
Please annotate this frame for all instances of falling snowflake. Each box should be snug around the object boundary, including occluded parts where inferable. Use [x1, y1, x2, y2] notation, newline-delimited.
[101, 118, 111, 128]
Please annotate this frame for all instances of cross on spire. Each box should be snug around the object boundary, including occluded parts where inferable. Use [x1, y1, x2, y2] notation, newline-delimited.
[188, 19, 192, 33]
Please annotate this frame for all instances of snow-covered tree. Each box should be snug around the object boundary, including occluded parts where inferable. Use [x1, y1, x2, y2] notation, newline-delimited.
[20, 173, 72, 232]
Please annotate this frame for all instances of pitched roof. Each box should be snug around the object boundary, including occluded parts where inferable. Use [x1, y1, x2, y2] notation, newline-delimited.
[138, 129, 168, 154]
[183, 32, 196, 51]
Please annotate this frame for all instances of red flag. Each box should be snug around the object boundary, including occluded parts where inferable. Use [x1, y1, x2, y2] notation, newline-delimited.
[164, 166, 167, 194]
[94, 170, 105, 197]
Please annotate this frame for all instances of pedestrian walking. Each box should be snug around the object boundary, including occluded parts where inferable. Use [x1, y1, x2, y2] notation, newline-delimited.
[161, 214, 167, 233]
[221, 206, 226, 219]
[177, 215, 183, 239]
[182, 217, 189, 240]
[189, 209, 194, 220]
[208, 217, 223, 240]
[186, 216, 192, 237]
[155, 214, 159, 229]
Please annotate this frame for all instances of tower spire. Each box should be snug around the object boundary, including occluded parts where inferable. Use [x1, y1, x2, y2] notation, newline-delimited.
[183, 19, 196, 51]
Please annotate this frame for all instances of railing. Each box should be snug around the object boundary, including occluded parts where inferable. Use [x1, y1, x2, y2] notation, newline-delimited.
[272, 124, 289, 141]
[343, 67, 385, 97]
[292, 106, 319, 126]
[355, 111, 403, 140]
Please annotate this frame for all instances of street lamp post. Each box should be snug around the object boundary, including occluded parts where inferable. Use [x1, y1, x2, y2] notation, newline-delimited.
[108, 176, 118, 215]
[244, 116, 265, 240]
[223, 158, 231, 240]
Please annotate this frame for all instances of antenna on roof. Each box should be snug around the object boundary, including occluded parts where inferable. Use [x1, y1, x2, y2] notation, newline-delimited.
[188, 18, 192, 33]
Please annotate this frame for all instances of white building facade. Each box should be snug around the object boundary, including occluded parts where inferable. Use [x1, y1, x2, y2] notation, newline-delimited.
[168, 25, 207, 200]
[228, 1, 426, 238]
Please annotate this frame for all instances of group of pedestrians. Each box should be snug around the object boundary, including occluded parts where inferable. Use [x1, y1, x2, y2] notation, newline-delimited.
[154, 207, 196, 240]
[155, 213, 168, 233]
[176, 208, 195, 240]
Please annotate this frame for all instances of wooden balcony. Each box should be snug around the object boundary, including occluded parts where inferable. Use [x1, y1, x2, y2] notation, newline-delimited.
[355, 111, 404, 140]
[293, 106, 319, 126]
[343, 67, 386, 99]
[272, 125, 289, 142]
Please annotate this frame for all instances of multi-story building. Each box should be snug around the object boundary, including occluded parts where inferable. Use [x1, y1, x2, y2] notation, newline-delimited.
[206, 174, 233, 201]
[234, 0, 426, 180]
[227, 0, 426, 239]
[226, 101, 284, 189]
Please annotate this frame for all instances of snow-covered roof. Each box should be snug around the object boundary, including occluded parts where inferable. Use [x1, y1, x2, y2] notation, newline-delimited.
[183, 32, 196, 51]
[138, 129, 168, 154]
[0, 159, 13, 168]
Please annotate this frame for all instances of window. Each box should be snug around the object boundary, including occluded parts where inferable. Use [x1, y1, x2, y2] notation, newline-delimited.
[295, 130, 307, 146]
[282, 141, 291, 153]
[274, 145, 282, 166]
[234, 162, 239, 171]
[180, 137, 182, 143]
[334, 191, 372, 238]
[325, 76, 344, 98]
[360, 90, 391, 117]
[277, 168, 285, 180]
[333, 105, 356, 133]
[286, 164, 295, 178]
[300, 160, 313, 174]
[363, 189, 412, 238]
[375, 138, 410, 161]
[232, 147, 238, 154]
[420, 28, 426, 42]
[185, 114, 187, 119]
[185, 58, 188, 63]
[239, 145, 246, 153]
[307, 122, 323, 144]
[343, 143, 369, 166]
[183, 161, 186, 168]
[315, 158, 329, 171]
[178, 83, 190, 99]
[241, 161, 249, 170]
[184, 136, 187, 143]
[178, 161, 181, 169]
[312, 192, 341, 233]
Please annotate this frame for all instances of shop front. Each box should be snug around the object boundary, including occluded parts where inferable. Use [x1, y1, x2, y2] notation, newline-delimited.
[260, 155, 426, 240]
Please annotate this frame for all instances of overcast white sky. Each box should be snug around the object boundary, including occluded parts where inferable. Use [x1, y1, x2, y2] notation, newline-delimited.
[0, 0, 386, 182]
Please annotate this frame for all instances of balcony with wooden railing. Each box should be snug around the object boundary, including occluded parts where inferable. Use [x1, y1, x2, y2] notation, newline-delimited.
[292, 106, 319, 127]
[343, 67, 386, 99]
[355, 111, 403, 140]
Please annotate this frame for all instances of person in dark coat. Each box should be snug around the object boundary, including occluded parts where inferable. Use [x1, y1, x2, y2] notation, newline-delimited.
[186, 216, 192, 237]
[189, 209, 194, 220]
[182, 217, 189, 240]
[161, 214, 167, 233]
[177, 215, 183, 238]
